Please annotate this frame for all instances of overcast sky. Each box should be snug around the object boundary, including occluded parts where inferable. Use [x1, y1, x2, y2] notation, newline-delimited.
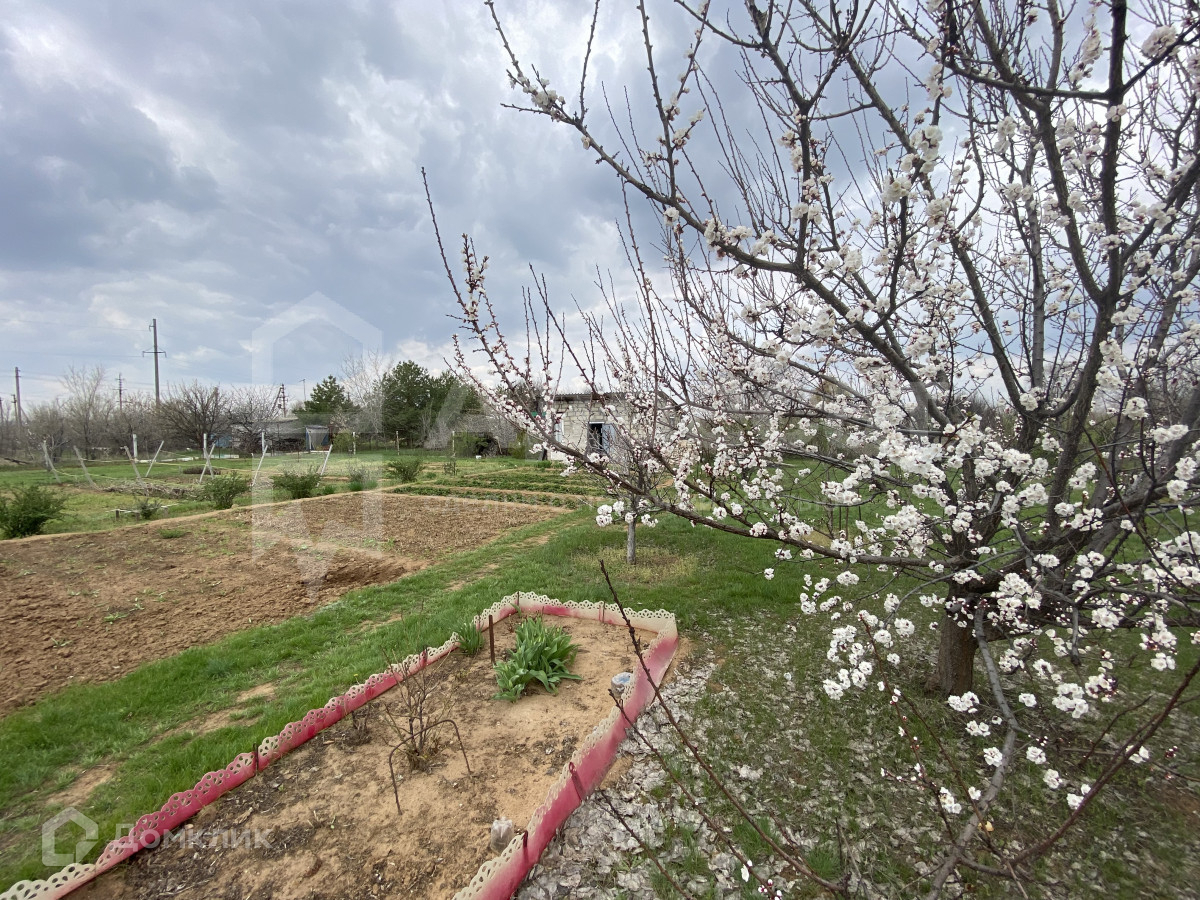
[0, 1, 686, 407]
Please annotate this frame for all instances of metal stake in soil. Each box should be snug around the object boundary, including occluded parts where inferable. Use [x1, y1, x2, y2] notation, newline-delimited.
[488, 614, 495, 665]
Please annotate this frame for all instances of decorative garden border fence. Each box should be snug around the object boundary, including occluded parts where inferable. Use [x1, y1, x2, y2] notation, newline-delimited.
[2, 592, 678, 900]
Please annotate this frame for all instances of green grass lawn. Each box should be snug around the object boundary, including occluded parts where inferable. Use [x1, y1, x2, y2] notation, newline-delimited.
[0, 498, 1196, 897]
[0, 509, 784, 888]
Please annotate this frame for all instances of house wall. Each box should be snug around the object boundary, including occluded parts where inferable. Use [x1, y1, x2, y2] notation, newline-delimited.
[548, 396, 625, 459]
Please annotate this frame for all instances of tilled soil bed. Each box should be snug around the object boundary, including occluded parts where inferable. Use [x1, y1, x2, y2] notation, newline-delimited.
[79, 616, 644, 900]
[0, 493, 563, 711]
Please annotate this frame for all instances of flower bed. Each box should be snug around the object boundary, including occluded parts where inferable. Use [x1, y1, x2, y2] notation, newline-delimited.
[4, 593, 676, 900]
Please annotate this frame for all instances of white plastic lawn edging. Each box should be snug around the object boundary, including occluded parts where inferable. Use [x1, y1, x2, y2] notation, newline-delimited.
[2, 592, 677, 900]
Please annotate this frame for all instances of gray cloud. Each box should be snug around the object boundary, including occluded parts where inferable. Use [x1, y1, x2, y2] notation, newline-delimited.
[1, 0, 653, 403]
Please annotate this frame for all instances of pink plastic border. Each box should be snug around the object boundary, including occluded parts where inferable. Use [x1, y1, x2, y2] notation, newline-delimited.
[454, 596, 677, 900]
[2, 593, 676, 900]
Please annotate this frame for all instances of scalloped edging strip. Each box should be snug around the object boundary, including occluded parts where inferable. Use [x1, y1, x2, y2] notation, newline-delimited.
[2, 592, 677, 900]
[452, 594, 677, 900]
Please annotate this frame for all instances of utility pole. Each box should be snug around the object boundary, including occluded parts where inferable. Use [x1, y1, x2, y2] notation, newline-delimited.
[118, 373, 124, 411]
[144, 319, 163, 408]
[14, 367, 22, 428]
[301, 378, 307, 405]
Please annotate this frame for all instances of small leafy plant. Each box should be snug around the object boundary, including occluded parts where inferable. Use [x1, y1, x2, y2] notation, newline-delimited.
[453, 617, 484, 656]
[135, 497, 165, 520]
[494, 616, 581, 701]
[346, 463, 379, 492]
[199, 474, 250, 509]
[0, 485, 68, 539]
[384, 456, 423, 483]
[272, 467, 323, 499]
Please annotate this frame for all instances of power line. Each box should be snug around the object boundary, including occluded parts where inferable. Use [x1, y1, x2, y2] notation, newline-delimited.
[6, 372, 157, 390]
[0, 349, 146, 360]
[1, 319, 151, 333]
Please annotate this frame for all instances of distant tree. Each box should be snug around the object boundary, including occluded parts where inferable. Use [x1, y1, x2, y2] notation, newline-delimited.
[23, 401, 68, 462]
[382, 361, 479, 447]
[340, 351, 392, 434]
[61, 366, 114, 458]
[227, 385, 280, 453]
[108, 393, 166, 456]
[422, 370, 482, 448]
[157, 381, 229, 449]
[0, 405, 15, 459]
[298, 375, 354, 416]
[381, 361, 432, 446]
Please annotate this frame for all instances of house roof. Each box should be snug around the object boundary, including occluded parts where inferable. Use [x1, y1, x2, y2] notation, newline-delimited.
[552, 391, 621, 403]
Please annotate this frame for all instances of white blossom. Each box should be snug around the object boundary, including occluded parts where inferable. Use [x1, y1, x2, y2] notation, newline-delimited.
[1123, 397, 1150, 420]
[939, 787, 962, 814]
[1141, 25, 1178, 57]
[948, 692, 980, 713]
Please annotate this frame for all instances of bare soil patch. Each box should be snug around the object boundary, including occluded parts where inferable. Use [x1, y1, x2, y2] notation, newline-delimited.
[158, 684, 280, 742]
[46, 765, 118, 812]
[81, 616, 643, 900]
[0, 494, 562, 711]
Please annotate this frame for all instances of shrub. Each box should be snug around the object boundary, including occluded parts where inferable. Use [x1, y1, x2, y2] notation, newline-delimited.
[331, 432, 355, 453]
[453, 618, 484, 657]
[272, 467, 323, 499]
[384, 457, 423, 483]
[494, 616, 581, 701]
[199, 474, 250, 509]
[346, 463, 378, 492]
[0, 485, 68, 539]
[181, 465, 221, 476]
[135, 497, 165, 520]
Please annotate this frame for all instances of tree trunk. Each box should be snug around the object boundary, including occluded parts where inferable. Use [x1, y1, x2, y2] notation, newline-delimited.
[928, 608, 977, 696]
[626, 520, 636, 565]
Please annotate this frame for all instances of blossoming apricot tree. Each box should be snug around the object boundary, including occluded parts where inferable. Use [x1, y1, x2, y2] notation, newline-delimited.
[435, 0, 1199, 891]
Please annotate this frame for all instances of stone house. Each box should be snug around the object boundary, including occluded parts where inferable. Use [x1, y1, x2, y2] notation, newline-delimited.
[543, 392, 629, 460]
